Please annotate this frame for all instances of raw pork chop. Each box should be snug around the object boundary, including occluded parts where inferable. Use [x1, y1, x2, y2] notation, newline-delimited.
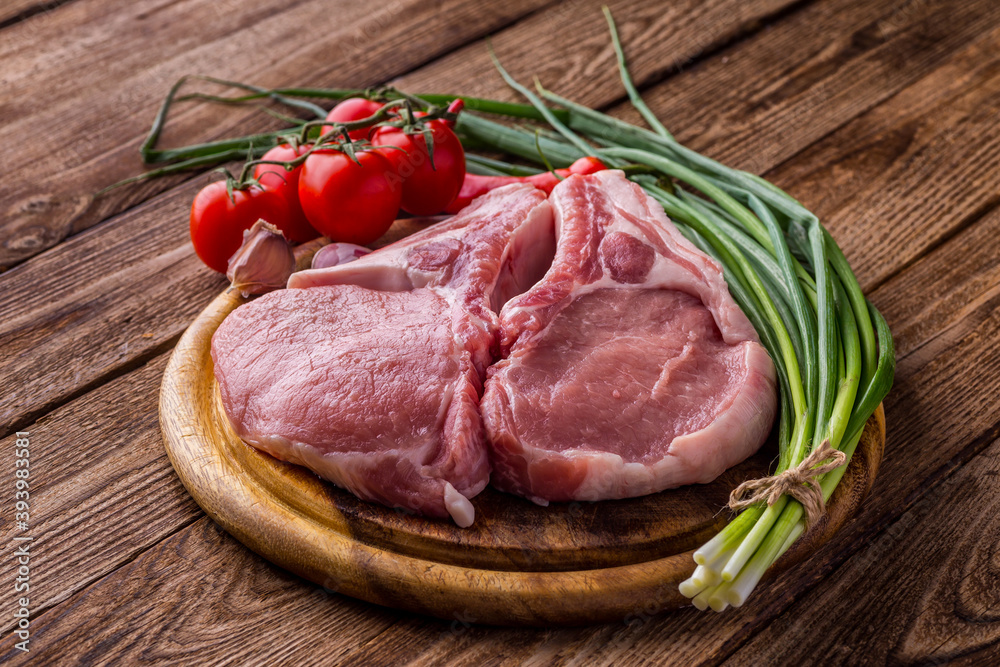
[481, 170, 778, 504]
[212, 184, 554, 526]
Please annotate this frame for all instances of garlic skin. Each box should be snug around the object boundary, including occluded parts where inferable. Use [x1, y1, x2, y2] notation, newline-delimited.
[226, 219, 295, 297]
[311, 242, 372, 270]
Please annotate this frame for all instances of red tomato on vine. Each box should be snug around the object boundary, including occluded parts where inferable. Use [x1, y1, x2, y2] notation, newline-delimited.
[321, 98, 384, 140]
[370, 119, 465, 215]
[253, 143, 319, 243]
[298, 148, 402, 245]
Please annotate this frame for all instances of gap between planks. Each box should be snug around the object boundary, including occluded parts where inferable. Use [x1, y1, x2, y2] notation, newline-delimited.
[0, 0, 79, 31]
[1, 332, 182, 442]
[863, 194, 1000, 295]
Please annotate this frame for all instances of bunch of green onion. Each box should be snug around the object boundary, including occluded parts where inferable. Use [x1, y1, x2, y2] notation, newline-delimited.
[136, 10, 894, 611]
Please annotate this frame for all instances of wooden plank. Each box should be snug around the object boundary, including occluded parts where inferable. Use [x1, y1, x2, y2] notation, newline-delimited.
[0, 0, 808, 437]
[0, 0, 553, 268]
[872, 203, 1000, 364]
[0, 175, 223, 436]
[587, 0, 1000, 293]
[0, 353, 202, 637]
[0, 518, 401, 665]
[764, 20, 1000, 291]
[393, 0, 797, 107]
[620, 0, 1000, 177]
[332, 614, 605, 666]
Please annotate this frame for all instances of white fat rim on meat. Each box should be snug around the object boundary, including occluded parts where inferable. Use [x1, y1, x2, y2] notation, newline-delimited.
[245, 433, 477, 526]
[510, 343, 777, 502]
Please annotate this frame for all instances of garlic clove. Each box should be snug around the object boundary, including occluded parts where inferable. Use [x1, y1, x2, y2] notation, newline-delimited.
[226, 219, 295, 297]
[311, 242, 372, 270]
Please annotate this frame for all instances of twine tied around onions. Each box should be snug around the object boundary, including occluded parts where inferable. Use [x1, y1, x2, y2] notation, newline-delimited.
[728, 440, 847, 528]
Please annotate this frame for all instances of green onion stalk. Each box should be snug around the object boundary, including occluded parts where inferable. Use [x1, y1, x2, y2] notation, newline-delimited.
[137, 10, 894, 611]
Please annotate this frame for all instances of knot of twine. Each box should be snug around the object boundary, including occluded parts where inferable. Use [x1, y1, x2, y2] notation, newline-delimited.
[728, 440, 846, 528]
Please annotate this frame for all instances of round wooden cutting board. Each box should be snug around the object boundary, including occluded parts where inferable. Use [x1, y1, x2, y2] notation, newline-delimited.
[159, 233, 885, 627]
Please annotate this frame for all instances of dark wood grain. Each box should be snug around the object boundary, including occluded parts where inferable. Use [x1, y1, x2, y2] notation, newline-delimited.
[767, 20, 1000, 292]
[0, 0, 78, 29]
[0, 0, 554, 268]
[0, 354, 201, 636]
[873, 204, 1000, 365]
[0, 518, 401, 666]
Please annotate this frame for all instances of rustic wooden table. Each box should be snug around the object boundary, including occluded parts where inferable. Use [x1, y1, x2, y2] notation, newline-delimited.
[2, 0, 999, 664]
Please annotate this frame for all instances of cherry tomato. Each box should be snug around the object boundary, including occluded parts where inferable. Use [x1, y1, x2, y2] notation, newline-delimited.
[371, 120, 465, 215]
[189, 181, 291, 273]
[298, 148, 401, 245]
[253, 143, 319, 243]
[321, 98, 383, 140]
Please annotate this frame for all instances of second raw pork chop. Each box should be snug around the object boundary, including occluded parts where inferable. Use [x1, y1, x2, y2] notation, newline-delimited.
[481, 171, 778, 504]
[212, 184, 554, 526]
